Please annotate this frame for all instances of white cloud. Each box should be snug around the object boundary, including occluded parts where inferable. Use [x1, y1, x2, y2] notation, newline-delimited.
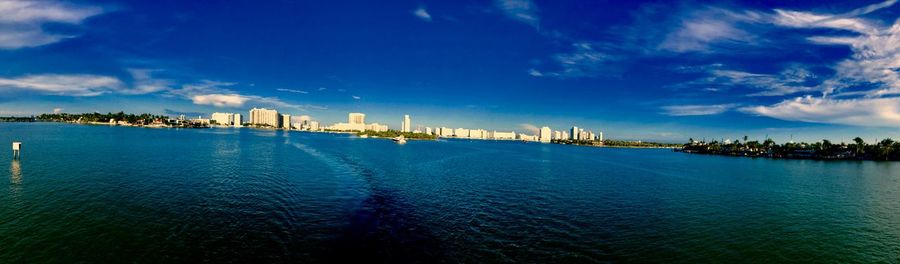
[0, 74, 123, 96]
[412, 6, 431, 22]
[0, 0, 104, 49]
[122, 69, 171, 95]
[276, 88, 309, 94]
[659, 17, 754, 52]
[740, 96, 900, 127]
[528, 68, 543, 77]
[191, 94, 248, 108]
[53, 108, 62, 114]
[168, 80, 326, 110]
[540, 42, 616, 78]
[518, 123, 540, 134]
[494, 0, 540, 29]
[677, 67, 818, 96]
[352, 95, 361, 100]
[662, 104, 737, 116]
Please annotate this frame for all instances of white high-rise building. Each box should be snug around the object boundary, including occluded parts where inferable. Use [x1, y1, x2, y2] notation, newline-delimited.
[402, 115, 411, 132]
[250, 108, 280, 127]
[491, 131, 516, 140]
[540, 126, 552, 143]
[233, 114, 243, 127]
[455, 128, 470, 138]
[349, 113, 365, 124]
[426, 127, 433, 135]
[554, 130, 562, 140]
[309, 121, 320, 131]
[598, 131, 603, 142]
[211, 112, 234, 126]
[571, 126, 579, 140]
[282, 114, 291, 129]
[439, 127, 454, 137]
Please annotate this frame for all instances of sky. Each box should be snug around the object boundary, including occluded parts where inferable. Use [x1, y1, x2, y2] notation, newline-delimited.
[1, 0, 899, 143]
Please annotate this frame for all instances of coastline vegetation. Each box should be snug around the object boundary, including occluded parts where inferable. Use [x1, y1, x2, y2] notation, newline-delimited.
[357, 130, 437, 140]
[0, 116, 36, 122]
[680, 137, 900, 161]
[553, 139, 681, 148]
[38, 112, 169, 124]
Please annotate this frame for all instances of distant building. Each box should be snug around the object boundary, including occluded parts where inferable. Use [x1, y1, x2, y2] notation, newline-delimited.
[282, 114, 291, 129]
[366, 123, 389, 132]
[234, 114, 243, 127]
[402, 115, 411, 132]
[250, 108, 280, 127]
[571, 126, 579, 140]
[470, 129, 486, 139]
[439, 127, 454, 137]
[425, 127, 433, 135]
[540, 126, 552, 142]
[491, 131, 516, 140]
[309, 121, 320, 131]
[349, 113, 365, 125]
[553, 130, 562, 140]
[211, 112, 234, 126]
[455, 128, 470, 138]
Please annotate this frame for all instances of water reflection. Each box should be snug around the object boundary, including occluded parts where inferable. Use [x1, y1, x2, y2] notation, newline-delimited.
[10, 160, 21, 185]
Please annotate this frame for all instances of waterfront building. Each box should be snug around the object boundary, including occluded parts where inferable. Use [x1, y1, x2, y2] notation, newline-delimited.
[328, 112, 368, 131]
[282, 114, 291, 130]
[309, 121, 320, 131]
[598, 131, 603, 143]
[470, 129, 486, 139]
[540, 126, 552, 143]
[554, 130, 562, 140]
[298, 115, 311, 130]
[211, 112, 235, 126]
[571, 126, 579, 140]
[250, 108, 280, 127]
[426, 127, 433, 135]
[455, 128, 470, 138]
[491, 131, 516, 140]
[439, 127, 454, 137]
[349, 113, 365, 125]
[402, 115, 411, 132]
[518, 134, 538, 142]
[366, 123, 389, 132]
[234, 114, 243, 127]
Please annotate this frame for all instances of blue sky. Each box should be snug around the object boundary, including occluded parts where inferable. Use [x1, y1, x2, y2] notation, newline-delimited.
[1, 0, 899, 142]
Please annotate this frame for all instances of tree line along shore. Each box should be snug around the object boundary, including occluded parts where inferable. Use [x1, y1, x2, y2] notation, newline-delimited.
[679, 137, 900, 161]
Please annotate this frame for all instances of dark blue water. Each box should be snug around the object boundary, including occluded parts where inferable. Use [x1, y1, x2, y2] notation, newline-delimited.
[1, 123, 899, 263]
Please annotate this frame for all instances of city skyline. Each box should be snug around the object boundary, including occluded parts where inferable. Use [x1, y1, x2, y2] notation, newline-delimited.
[2, 0, 900, 143]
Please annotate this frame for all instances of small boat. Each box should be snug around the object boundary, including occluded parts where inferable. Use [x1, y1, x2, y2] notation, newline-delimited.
[392, 135, 407, 144]
[360, 134, 369, 138]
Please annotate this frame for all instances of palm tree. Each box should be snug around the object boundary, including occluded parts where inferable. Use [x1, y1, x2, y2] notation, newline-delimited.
[880, 138, 895, 160]
[853, 137, 865, 156]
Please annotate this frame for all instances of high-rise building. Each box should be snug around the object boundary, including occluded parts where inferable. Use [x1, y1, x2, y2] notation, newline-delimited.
[211, 112, 234, 126]
[282, 114, 291, 129]
[402, 115, 411, 132]
[598, 131, 603, 142]
[233, 114, 243, 127]
[250, 108, 280, 127]
[349, 113, 365, 125]
[540, 126, 552, 142]
[571, 126, 579, 140]
[455, 128, 470, 138]
[554, 130, 562, 140]
[426, 127, 433, 135]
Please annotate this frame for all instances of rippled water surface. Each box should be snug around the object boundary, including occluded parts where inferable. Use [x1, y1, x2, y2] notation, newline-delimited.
[2, 123, 899, 263]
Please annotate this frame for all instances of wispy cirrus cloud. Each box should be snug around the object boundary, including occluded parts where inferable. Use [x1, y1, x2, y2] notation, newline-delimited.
[412, 6, 431, 22]
[494, 0, 539, 29]
[0, 69, 171, 96]
[662, 104, 738, 116]
[674, 66, 819, 96]
[740, 96, 900, 127]
[0, 0, 105, 49]
[168, 81, 326, 110]
[276, 88, 309, 94]
[0, 74, 122, 96]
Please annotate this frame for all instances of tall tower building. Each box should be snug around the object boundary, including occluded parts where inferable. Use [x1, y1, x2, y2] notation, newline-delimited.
[540, 126, 552, 143]
[349, 113, 365, 125]
[282, 114, 291, 129]
[402, 114, 411, 132]
[249, 108, 280, 127]
[571, 126, 579, 140]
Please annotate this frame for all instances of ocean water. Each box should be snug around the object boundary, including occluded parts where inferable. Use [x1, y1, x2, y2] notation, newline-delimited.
[1, 123, 899, 263]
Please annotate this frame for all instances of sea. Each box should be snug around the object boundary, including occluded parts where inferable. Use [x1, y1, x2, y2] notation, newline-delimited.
[1, 123, 898, 263]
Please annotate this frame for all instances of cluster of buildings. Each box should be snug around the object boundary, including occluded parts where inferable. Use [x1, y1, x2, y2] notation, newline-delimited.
[200, 108, 605, 144]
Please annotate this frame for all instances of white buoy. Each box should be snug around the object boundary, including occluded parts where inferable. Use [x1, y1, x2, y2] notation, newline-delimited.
[12, 142, 21, 159]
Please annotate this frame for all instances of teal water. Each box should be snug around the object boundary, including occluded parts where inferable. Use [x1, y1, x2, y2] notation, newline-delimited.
[1, 123, 899, 263]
